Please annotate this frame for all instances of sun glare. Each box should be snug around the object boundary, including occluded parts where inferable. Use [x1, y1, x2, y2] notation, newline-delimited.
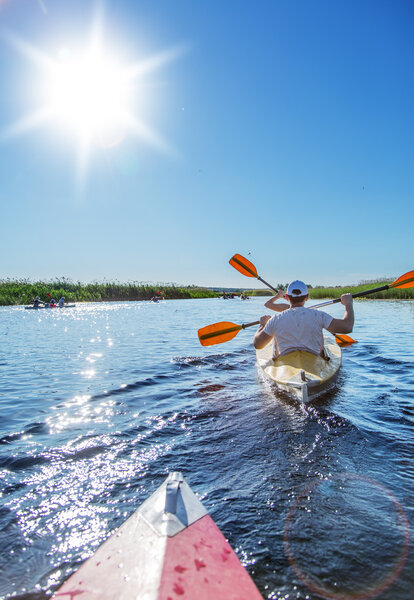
[47, 49, 130, 144]
[2, 15, 184, 183]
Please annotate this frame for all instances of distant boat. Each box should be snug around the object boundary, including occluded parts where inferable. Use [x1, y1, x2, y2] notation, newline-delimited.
[24, 304, 76, 310]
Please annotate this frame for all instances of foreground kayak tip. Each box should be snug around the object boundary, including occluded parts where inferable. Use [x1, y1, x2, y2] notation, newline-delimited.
[53, 471, 263, 599]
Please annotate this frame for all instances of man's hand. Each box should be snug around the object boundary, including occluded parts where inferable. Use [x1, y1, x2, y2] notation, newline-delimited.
[328, 294, 354, 334]
[254, 315, 273, 349]
[259, 315, 271, 327]
[341, 293, 353, 308]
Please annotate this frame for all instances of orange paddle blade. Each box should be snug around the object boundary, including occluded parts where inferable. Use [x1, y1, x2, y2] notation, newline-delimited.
[198, 321, 242, 346]
[390, 270, 414, 289]
[229, 254, 258, 278]
[335, 334, 357, 346]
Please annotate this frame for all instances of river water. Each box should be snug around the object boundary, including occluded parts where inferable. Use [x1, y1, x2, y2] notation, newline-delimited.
[0, 298, 413, 600]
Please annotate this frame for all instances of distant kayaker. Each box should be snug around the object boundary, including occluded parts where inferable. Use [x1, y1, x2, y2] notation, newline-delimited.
[32, 296, 43, 307]
[58, 297, 65, 307]
[253, 280, 354, 359]
[49, 298, 56, 307]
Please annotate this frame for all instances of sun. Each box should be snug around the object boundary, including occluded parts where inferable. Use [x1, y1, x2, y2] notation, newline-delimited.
[47, 48, 130, 145]
[2, 16, 184, 183]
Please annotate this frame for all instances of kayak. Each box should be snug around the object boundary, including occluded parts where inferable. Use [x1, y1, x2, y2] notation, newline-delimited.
[52, 471, 263, 599]
[256, 336, 341, 403]
[24, 304, 76, 310]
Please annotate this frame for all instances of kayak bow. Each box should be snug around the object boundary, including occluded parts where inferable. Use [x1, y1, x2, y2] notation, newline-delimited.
[53, 472, 263, 599]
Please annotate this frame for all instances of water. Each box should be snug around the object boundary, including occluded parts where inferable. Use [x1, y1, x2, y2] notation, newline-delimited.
[0, 298, 413, 600]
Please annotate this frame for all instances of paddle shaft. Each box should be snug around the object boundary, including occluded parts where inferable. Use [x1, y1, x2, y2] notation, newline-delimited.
[260, 270, 391, 309]
[242, 320, 260, 328]
[311, 283, 391, 309]
[258, 276, 278, 294]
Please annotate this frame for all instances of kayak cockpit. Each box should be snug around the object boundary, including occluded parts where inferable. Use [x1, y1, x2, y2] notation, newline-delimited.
[257, 336, 342, 402]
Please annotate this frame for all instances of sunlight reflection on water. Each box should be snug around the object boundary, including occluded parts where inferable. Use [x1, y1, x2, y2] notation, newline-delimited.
[0, 299, 413, 599]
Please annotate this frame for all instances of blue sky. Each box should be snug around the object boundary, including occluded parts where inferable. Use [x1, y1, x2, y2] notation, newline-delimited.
[0, 0, 412, 287]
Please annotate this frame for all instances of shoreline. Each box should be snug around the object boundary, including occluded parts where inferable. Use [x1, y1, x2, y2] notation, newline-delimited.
[1, 279, 413, 307]
[2, 296, 413, 309]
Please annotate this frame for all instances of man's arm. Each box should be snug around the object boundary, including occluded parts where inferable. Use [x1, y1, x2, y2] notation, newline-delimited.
[253, 315, 274, 349]
[327, 294, 354, 334]
[264, 290, 290, 313]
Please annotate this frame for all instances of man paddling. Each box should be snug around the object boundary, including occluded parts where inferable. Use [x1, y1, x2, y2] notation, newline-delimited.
[32, 296, 44, 308]
[254, 280, 354, 359]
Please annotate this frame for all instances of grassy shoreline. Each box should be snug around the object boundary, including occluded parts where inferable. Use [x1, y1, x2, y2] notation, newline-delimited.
[247, 280, 413, 300]
[1, 278, 412, 306]
[0, 279, 219, 306]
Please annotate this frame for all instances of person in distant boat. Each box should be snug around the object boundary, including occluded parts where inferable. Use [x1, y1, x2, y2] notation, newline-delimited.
[32, 296, 43, 307]
[253, 280, 354, 359]
[58, 297, 65, 307]
[49, 298, 56, 307]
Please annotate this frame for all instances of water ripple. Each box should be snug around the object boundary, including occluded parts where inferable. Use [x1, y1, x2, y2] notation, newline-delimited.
[0, 299, 413, 600]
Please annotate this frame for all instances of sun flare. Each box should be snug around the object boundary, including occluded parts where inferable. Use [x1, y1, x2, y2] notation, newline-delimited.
[2, 16, 184, 183]
[47, 49, 130, 143]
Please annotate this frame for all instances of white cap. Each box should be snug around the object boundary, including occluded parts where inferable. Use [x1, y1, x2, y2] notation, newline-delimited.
[287, 280, 308, 297]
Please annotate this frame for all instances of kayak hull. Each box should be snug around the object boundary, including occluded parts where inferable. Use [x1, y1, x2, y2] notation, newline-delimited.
[53, 472, 262, 599]
[24, 304, 76, 310]
[256, 337, 341, 402]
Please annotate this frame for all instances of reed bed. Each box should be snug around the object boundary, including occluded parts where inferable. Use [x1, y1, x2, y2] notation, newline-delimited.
[309, 281, 414, 300]
[0, 279, 218, 306]
[2, 278, 412, 306]
[248, 279, 414, 300]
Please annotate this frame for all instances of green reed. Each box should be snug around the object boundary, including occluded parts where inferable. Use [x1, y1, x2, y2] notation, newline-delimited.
[248, 279, 413, 300]
[0, 279, 218, 306]
[309, 280, 414, 300]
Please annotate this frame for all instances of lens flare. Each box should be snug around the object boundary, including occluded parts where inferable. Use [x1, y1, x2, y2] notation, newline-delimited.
[284, 473, 411, 600]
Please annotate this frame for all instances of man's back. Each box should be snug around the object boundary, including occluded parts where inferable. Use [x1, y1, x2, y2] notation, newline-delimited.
[263, 306, 333, 357]
[254, 281, 354, 358]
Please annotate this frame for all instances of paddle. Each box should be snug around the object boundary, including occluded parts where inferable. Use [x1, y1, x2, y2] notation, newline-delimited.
[198, 321, 355, 347]
[229, 253, 356, 346]
[229, 254, 280, 294]
[198, 320, 259, 347]
[311, 270, 414, 309]
[332, 334, 356, 346]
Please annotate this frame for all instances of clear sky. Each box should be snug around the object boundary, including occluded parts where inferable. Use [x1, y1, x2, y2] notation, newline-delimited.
[0, 0, 412, 288]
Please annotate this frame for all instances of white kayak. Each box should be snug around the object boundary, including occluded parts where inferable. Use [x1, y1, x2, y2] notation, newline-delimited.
[256, 336, 341, 402]
[53, 472, 263, 599]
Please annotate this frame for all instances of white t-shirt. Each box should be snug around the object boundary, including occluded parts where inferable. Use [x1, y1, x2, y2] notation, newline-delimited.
[263, 307, 333, 357]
